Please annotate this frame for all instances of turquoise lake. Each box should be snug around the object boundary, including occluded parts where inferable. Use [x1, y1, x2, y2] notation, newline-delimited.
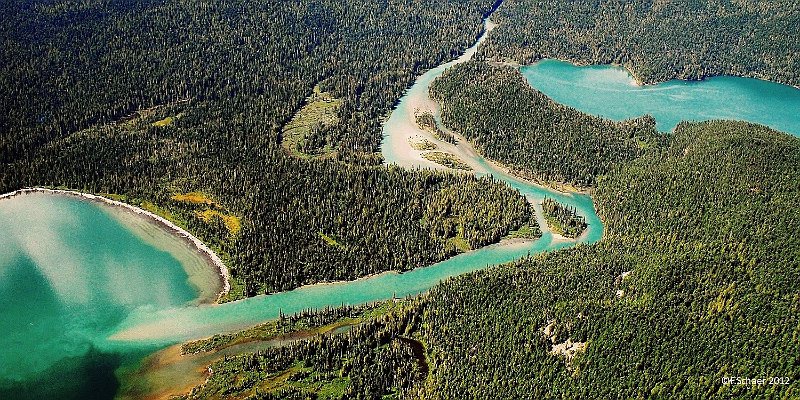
[520, 59, 800, 135]
[0, 192, 219, 399]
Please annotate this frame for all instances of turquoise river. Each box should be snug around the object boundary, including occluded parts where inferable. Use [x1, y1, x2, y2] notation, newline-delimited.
[2, 19, 800, 400]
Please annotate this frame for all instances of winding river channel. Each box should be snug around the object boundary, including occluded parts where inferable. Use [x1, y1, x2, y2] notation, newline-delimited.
[0, 16, 599, 399]
[105, 17, 602, 347]
[2, 11, 800, 400]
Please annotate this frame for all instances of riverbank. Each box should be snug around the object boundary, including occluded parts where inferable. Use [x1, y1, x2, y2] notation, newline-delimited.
[0, 188, 230, 302]
[105, 10, 600, 399]
[379, 17, 600, 245]
[117, 335, 303, 400]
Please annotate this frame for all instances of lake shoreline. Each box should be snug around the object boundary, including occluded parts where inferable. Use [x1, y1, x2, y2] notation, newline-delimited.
[0, 188, 231, 303]
[518, 59, 800, 136]
[499, 56, 800, 90]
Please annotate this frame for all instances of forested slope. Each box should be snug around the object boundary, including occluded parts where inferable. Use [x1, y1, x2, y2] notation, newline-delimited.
[1, 0, 493, 160]
[430, 61, 658, 187]
[479, 0, 800, 86]
[0, 0, 537, 297]
[413, 121, 800, 398]
[192, 121, 800, 398]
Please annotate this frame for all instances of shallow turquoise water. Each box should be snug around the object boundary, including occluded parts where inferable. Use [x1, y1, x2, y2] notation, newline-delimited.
[521, 59, 800, 135]
[0, 193, 199, 398]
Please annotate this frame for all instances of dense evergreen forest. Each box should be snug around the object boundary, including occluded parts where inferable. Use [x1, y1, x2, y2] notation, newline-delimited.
[4, 0, 798, 397]
[479, 0, 800, 86]
[179, 300, 429, 399]
[4, 108, 532, 296]
[430, 61, 659, 187]
[190, 121, 800, 398]
[0, 0, 538, 296]
[541, 198, 586, 238]
[411, 122, 800, 398]
[1, 0, 495, 160]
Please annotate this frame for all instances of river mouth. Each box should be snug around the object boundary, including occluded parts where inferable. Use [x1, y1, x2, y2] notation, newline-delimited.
[0, 191, 215, 398]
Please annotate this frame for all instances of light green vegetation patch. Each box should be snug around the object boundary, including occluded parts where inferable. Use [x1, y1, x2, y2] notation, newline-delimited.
[99, 192, 127, 202]
[422, 151, 471, 170]
[139, 200, 187, 228]
[282, 84, 342, 159]
[504, 219, 542, 240]
[315, 376, 350, 399]
[171, 191, 242, 236]
[447, 236, 471, 252]
[217, 276, 246, 304]
[246, 362, 351, 400]
[409, 138, 437, 150]
[151, 111, 185, 127]
[152, 116, 174, 127]
[318, 231, 344, 248]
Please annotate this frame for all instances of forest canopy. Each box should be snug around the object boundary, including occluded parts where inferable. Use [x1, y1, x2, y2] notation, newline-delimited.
[0, 0, 535, 297]
[479, 0, 800, 86]
[430, 61, 659, 187]
[189, 121, 800, 398]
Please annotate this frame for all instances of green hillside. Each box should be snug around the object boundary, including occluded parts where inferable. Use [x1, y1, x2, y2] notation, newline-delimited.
[190, 121, 799, 398]
[480, 0, 800, 86]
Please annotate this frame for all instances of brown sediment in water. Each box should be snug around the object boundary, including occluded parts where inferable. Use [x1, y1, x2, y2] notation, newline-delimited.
[122, 324, 355, 400]
[0, 188, 230, 303]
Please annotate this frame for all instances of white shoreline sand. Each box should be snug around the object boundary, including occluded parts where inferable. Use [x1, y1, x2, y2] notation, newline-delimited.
[0, 187, 231, 301]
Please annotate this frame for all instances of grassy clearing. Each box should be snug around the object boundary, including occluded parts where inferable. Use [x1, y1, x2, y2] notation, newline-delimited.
[318, 231, 344, 248]
[151, 112, 184, 127]
[99, 192, 127, 202]
[171, 191, 215, 205]
[504, 223, 542, 240]
[314, 376, 350, 399]
[282, 84, 341, 159]
[140, 200, 185, 227]
[505, 215, 542, 240]
[422, 151, 472, 170]
[196, 209, 242, 236]
[152, 116, 174, 127]
[447, 236, 471, 252]
[245, 364, 350, 400]
[252, 363, 310, 394]
[217, 276, 246, 303]
[171, 191, 242, 236]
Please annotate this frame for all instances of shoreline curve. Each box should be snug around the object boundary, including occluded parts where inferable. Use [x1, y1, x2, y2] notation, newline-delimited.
[0, 187, 231, 302]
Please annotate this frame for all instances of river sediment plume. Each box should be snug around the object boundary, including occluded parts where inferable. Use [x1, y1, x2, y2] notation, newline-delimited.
[1, 188, 230, 301]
